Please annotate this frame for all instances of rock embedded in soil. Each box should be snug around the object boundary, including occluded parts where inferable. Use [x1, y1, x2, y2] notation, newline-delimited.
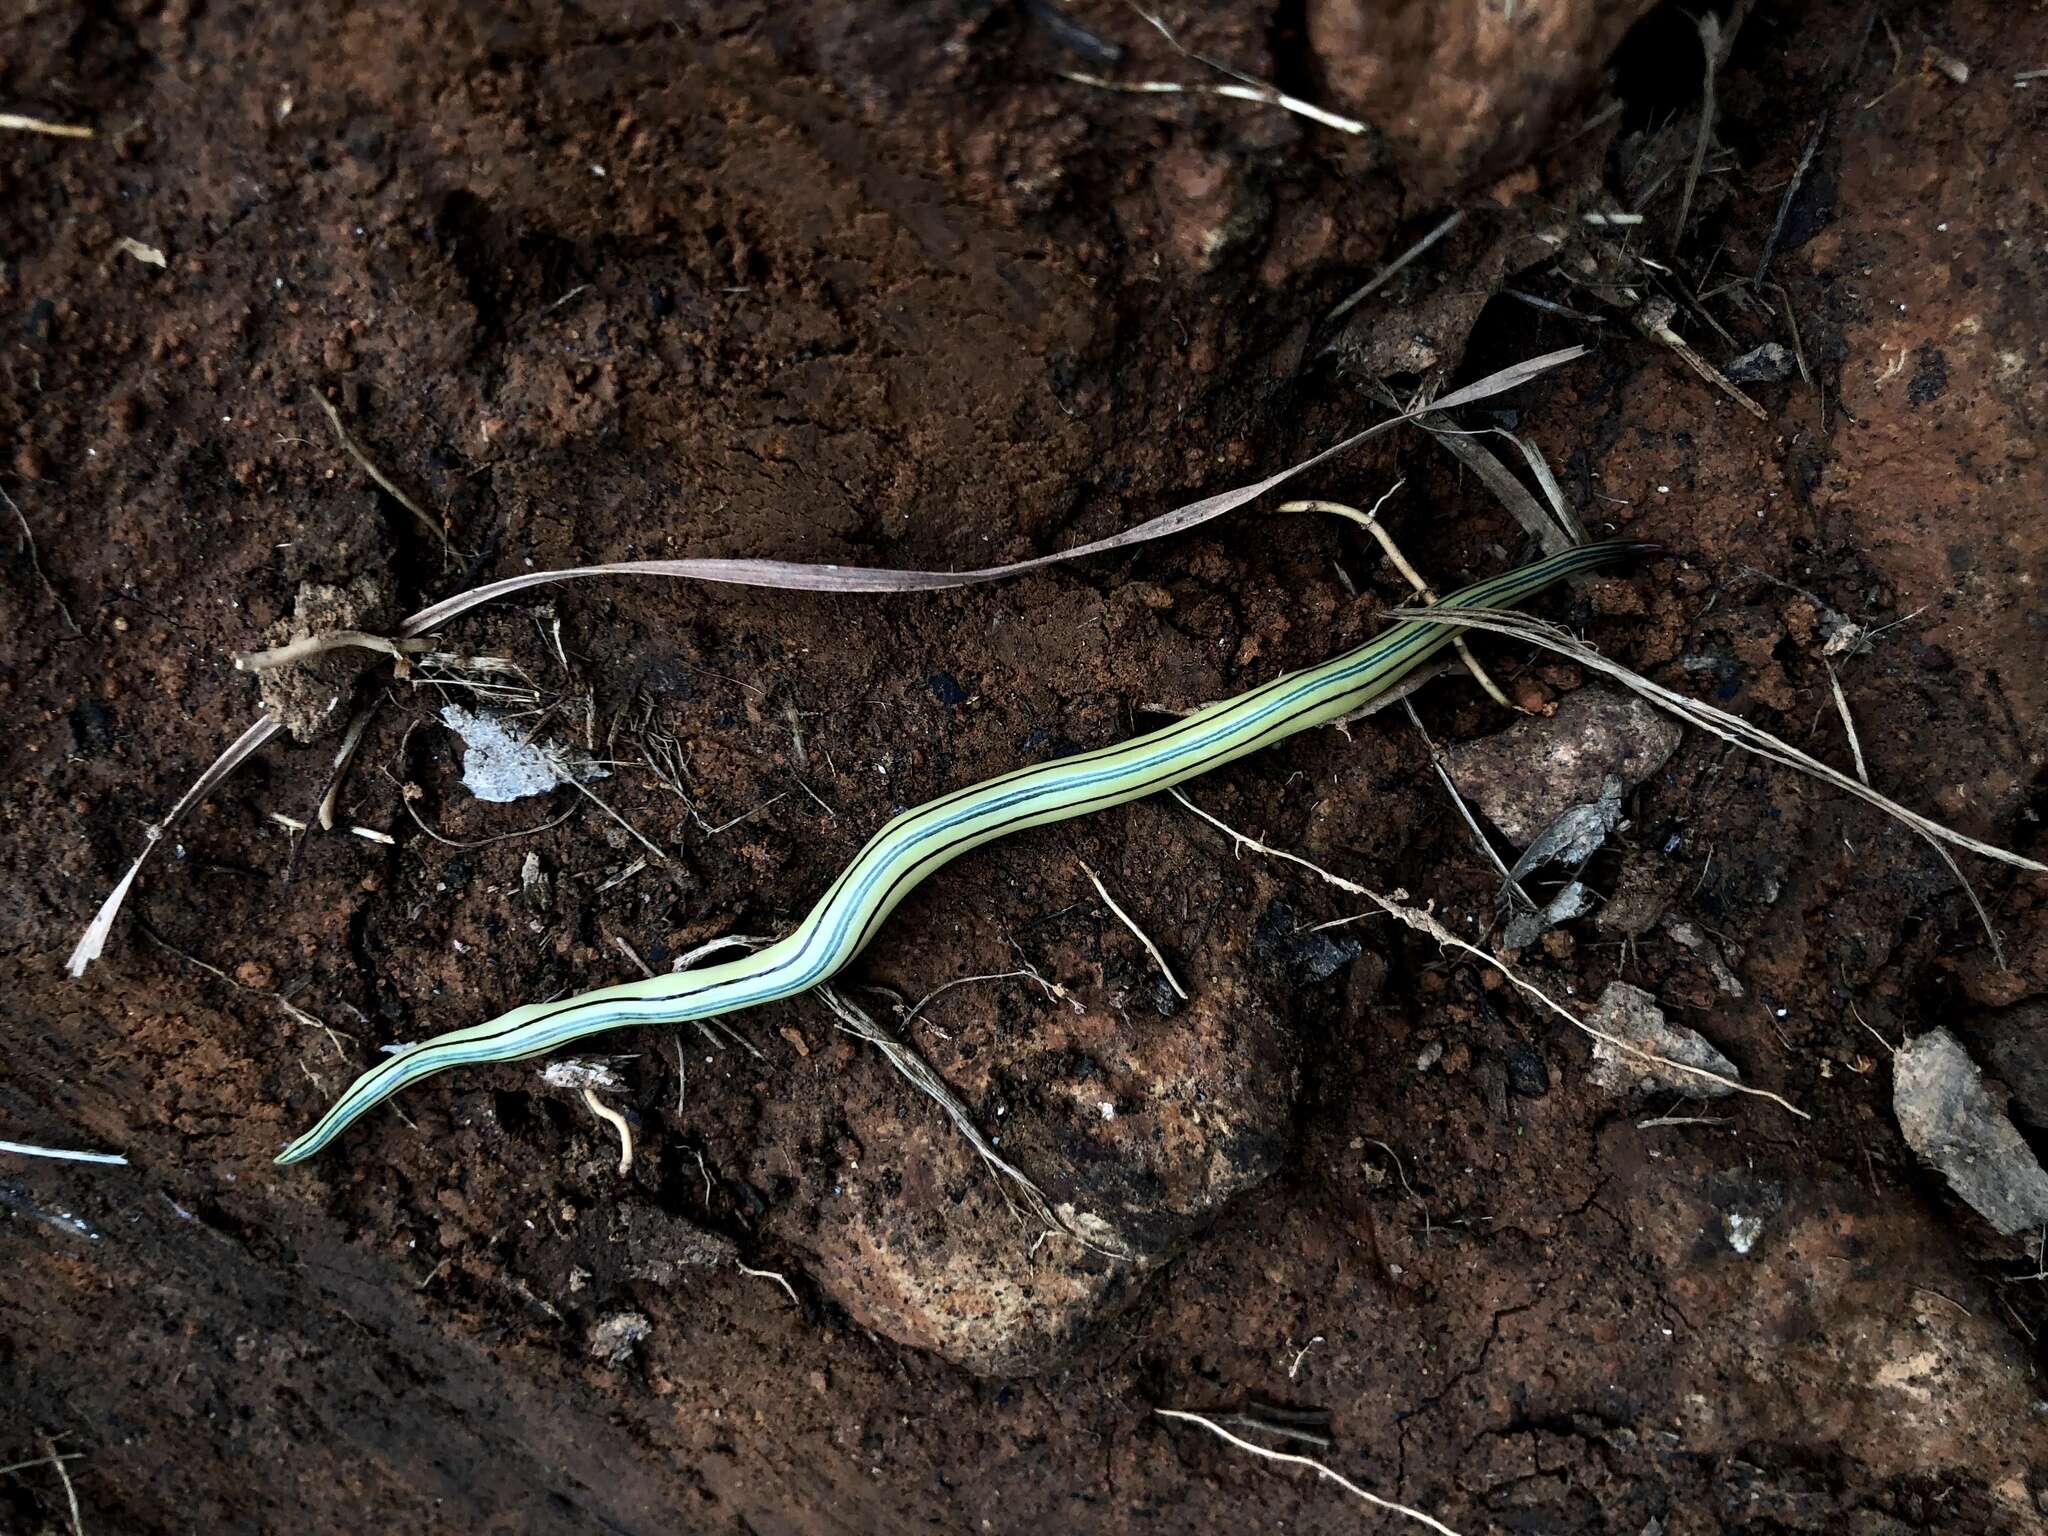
[587, 1310, 653, 1366]
[1306, 0, 1659, 198]
[1585, 981, 1741, 1098]
[1444, 685, 1682, 845]
[771, 971, 1298, 1375]
[1892, 1027, 2048, 1239]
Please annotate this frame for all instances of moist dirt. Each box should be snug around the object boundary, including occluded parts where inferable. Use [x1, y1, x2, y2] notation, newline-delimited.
[4, 2, 2047, 1532]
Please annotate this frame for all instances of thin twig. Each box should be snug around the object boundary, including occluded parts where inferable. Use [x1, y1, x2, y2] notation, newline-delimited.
[1078, 857, 1188, 998]
[581, 1088, 634, 1177]
[43, 1436, 84, 1536]
[316, 702, 377, 832]
[1401, 698, 1532, 912]
[1634, 298, 1769, 421]
[1824, 662, 1869, 784]
[702, 791, 787, 837]
[0, 1451, 86, 1477]
[396, 787, 576, 850]
[1155, 1410, 1464, 1536]
[234, 630, 432, 673]
[1278, 492, 1514, 710]
[1326, 210, 1466, 324]
[1060, 70, 1367, 135]
[141, 925, 351, 1058]
[1066, 5, 1368, 140]
[2, 486, 78, 632]
[899, 970, 1037, 1035]
[569, 779, 668, 863]
[312, 394, 453, 561]
[1757, 116, 1827, 284]
[736, 1260, 800, 1307]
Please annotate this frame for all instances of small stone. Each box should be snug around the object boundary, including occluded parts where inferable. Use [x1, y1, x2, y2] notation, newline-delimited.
[588, 1311, 652, 1365]
[1503, 1044, 1551, 1098]
[1285, 930, 1362, 985]
[1585, 981, 1741, 1097]
[1446, 686, 1681, 844]
[1724, 342, 1796, 384]
[1893, 1027, 2048, 1238]
[1150, 973, 1184, 1017]
[233, 959, 274, 991]
[616, 1205, 738, 1286]
[1724, 1211, 1765, 1254]
[1665, 917, 1744, 997]
[782, 970, 1297, 1374]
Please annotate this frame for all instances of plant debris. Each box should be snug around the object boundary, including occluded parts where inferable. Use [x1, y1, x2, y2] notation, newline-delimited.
[1499, 777, 1626, 948]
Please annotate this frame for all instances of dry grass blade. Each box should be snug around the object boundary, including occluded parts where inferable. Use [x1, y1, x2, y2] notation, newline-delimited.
[68, 348, 1586, 976]
[1155, 1410, 1465, 1536]
[1491, 429, 1589, 547]
[815, 984, 1066, 1237]
[1419, 423, 1578, 557]
[66, 715, 285, 977]
[401, 347, 1585, 624]
[1078, 857, 1187, 998]
[313, 394, 452, 560]
[1392, 608, 2046, 875]
[0, 113, 94, 138]
[1673, 14, 1722, 246]
[1326, 210, 1466, 324]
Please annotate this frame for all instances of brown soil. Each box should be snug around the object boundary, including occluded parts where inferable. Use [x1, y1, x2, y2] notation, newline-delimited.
[6, 2, 2048, 1532]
